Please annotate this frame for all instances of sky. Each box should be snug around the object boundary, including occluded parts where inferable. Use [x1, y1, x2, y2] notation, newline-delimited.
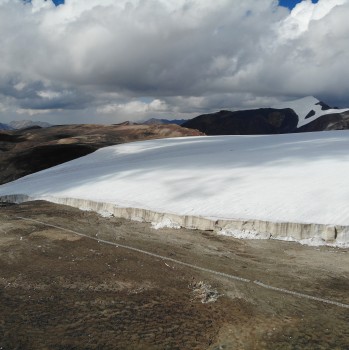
[0, 0, 348, 124]
[279, 0, 318, 9]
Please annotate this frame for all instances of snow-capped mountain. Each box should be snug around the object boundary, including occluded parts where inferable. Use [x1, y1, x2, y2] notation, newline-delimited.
[0, 123, 14, 131]
[9, 120, 52, 130]
[272, 96, 349, 129]
[183, 96, 349, 135]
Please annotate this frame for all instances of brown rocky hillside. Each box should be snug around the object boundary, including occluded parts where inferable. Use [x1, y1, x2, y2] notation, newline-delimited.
[0, 123, 203, 185]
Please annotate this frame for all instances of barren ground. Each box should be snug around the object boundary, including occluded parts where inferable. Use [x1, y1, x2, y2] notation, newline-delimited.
[0, 201, 348, 349]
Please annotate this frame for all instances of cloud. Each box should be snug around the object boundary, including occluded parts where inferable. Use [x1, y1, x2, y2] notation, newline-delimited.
[278, 0, 347, 39]
[97, 99, 170, 122]
[0, 0, 348, 123]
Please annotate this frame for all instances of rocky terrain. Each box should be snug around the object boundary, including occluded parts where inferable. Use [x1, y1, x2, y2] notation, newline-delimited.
[0, 123, 202, 185]
[0, 201, 348, 349]
[183, 108, 299, 135]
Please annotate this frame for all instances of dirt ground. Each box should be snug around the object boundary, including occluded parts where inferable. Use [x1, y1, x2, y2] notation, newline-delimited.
[0, 201, 348, 350]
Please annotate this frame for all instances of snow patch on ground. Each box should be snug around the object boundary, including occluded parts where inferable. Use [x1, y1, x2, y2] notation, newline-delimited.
[98, 210, 114, 218]
[130, 216, 144, 223]
[276, 235, 324, 246]
[218, 228, 349, 248]
[274, 235, 349, 248]
[79, 206, 93, 213]
[151, 218, 181, 230]
[218, 229, 271, 240]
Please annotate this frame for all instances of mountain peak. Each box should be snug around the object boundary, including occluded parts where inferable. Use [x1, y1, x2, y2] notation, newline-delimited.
[272, 96, 348, 128]
[273, 96, 319, 109]
[9, 120, 52, 130]
[183, 95, 349, 135]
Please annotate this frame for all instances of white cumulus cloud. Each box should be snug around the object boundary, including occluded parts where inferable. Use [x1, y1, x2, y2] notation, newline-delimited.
[0, 0, 348, 123]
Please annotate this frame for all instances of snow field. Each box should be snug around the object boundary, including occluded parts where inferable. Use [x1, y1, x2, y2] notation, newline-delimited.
[1, 131, 349, 245]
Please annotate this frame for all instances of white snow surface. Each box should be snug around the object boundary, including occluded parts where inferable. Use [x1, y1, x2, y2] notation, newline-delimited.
[273, 96, 349, 128]
[1, 131, 349, 227]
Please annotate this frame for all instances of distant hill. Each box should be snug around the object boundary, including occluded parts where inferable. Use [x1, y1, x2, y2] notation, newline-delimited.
[9, 120, 52, 130]
[143, 118, 187, 125]
[183, 96, 349, 135]
[0, 123, 203, 185]
[0, 123, 14, 131]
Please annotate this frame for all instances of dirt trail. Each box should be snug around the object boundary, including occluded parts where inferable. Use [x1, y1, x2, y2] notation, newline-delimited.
[1, 201, 348, 349]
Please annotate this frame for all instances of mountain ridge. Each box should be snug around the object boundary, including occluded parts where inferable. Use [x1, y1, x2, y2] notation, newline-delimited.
[142, 118, 187, 125]
[0, 123, 13, 131]
[0, 123, 203, 185]
[9, 120, 52, 130]
[183, 96, 349, 135]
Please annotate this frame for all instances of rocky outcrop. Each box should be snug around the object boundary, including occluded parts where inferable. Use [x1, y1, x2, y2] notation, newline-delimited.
[182, 108, 299, 135]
